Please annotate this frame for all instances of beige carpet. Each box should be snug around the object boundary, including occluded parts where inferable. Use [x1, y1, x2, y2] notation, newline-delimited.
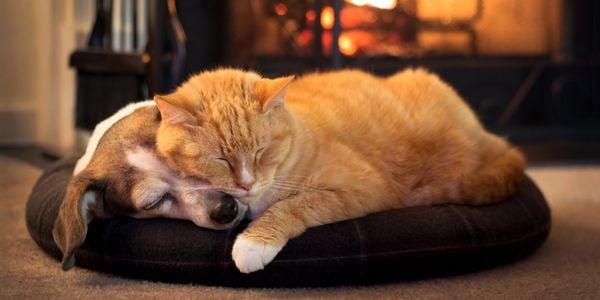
[1, 154, 599, 299]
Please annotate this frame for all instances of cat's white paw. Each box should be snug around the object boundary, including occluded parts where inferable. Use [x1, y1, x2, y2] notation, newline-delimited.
[231, 236, 282, 274]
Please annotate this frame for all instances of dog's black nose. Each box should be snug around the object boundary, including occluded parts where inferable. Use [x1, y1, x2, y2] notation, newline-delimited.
[210, 195, 238, 224]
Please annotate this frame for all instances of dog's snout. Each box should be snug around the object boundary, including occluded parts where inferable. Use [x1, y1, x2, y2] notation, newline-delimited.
[209, 195, 238, 224]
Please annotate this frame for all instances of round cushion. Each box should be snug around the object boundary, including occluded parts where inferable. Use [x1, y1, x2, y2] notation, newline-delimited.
[26, 156, 551, 287]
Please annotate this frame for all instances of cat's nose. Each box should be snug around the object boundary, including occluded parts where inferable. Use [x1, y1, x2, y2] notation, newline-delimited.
[235, 165, 255, 191]
[236, 179, 255, 191]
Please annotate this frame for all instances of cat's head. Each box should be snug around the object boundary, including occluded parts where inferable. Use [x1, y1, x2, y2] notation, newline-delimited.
[154, 69, 295, 205]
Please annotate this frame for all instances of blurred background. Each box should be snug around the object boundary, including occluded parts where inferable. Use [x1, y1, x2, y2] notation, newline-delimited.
[0, 0, 599, 163]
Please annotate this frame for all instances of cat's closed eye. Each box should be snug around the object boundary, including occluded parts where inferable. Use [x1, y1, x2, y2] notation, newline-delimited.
[215, 157, 232, 169]
[254, 147, 267, 164]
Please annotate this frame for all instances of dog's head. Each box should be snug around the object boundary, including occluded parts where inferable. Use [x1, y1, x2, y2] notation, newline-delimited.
[52, 101, 248, 270]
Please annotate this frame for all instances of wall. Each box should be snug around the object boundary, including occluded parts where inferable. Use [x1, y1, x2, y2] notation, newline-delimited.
[0, 0, 81, 156]
[0, 1, 47, 145]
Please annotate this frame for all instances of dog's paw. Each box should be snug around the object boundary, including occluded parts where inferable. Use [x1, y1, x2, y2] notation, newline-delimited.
[231, 236, 282, 274]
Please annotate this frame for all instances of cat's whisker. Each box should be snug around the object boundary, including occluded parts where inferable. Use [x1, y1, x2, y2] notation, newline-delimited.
[271, 182, 311, 189]
[273, 177, 311, 184]
[270, 185, 318, 193]
[181, 186, 212, 191]
[272, 180, 314, 188]
[271, 182, 325, 192]
[274, 176, 308, 184]
[272, 177, 310, 183]
[274, 175, 309, 179]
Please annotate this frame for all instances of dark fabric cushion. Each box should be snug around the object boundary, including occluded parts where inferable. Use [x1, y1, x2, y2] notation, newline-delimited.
[26, 156, 551, 287]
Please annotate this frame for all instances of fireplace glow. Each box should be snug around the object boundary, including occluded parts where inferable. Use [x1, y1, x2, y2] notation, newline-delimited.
[305, 10, 316, 24]
[317, 4, 391, 57]
[346, 0, 397, 10]
[227, 0, 558, 60]
[274, 3, 288, 16]
[418, 0, 478, 24]
[339, 34, 358, 56]
[321, 6, 334, 30]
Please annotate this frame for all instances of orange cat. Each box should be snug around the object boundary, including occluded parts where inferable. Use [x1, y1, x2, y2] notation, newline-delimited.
[154, 68, 526, 273]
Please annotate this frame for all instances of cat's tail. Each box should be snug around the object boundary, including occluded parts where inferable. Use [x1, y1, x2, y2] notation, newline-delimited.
[458, 136, 527, 205]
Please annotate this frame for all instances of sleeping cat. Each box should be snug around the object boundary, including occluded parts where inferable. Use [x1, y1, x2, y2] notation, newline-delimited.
[154, 68, 526, 273]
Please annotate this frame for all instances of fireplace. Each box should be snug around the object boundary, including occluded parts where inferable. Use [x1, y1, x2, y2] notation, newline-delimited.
[211, 0, 599, 140]
[225, 0, 560, 67]
[74, 0, 600, 145]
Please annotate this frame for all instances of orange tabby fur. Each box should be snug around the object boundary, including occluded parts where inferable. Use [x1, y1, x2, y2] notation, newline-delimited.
[154, 68, 526, 273]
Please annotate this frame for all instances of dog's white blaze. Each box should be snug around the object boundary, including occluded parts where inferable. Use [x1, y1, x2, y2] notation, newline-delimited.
[74, 100, 155, 175]
[126, 146, 173, 179]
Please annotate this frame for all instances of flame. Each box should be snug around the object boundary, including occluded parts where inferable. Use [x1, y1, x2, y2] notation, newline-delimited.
[346, 0, 397, 10]
[306, 10, 316, 24]
[339, 34, 358, 56]
[321, 6, 334, 30]
[274, 3, 287, 16]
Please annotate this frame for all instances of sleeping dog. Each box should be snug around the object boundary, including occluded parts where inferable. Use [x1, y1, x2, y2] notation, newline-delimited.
[53, 101, 248, 270]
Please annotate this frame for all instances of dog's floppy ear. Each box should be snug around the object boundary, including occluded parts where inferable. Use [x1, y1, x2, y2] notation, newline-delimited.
[52, 172, 104, 271]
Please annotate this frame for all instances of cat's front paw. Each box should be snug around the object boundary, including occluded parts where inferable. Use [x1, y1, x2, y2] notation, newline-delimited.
[231, 236, 282, 274]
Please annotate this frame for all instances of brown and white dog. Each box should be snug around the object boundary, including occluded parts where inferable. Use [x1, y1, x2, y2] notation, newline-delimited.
[53, 101, 248, 270]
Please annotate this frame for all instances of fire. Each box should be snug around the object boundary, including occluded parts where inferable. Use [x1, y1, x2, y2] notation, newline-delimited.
[305, 10, 316, 24]
[317, 5, 377, 56]
[339, 34, 358, 56]
[312, 2, 396, 56]
[321, 6, 334, 30]
[346, 0, 397, 10]
[274, 3, 288, 16]
[283, 0, 550, 59]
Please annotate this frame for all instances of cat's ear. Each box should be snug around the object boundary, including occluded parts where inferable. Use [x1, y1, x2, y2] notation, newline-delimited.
[256, 76, 295, 113]
[155, 95, 197, 126]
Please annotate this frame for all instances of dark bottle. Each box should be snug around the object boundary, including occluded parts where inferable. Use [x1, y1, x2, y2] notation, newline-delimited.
[88, 0, 112, 48]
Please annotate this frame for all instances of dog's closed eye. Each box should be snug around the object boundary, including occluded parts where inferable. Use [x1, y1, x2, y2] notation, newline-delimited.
[143, 193, 171, 211]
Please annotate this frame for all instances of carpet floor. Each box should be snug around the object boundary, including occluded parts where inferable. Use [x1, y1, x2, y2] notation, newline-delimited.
[1, 153, 599, 299]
